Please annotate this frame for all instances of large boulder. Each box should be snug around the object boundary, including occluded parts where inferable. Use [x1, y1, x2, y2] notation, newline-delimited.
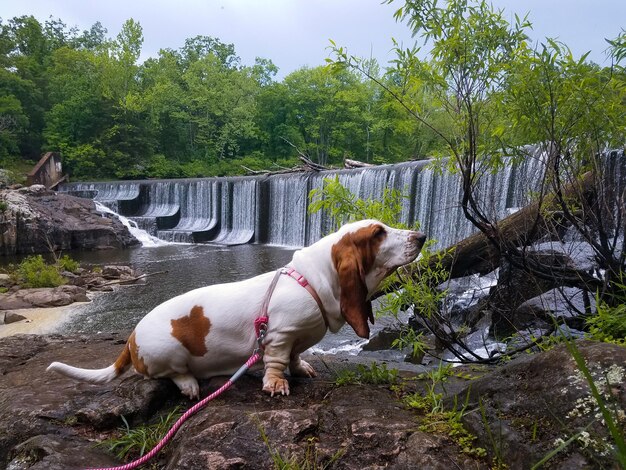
[449, 341, 626, 469]
[0, 285, 90, 310]
[0, 334, 483, 470]
[0, 334, 178, 468]
[5, 334, 621, 469]
[0, 186, 139, 256]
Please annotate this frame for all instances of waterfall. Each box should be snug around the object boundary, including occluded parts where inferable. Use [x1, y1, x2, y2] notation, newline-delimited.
[132, 181, 181, 236]
[72, 182, 141, 213]
[60, 156, 553, 248]
[158, 180, 219, 243]
[94, 202, 168, 247]
[261, 173, 310, 247]
[210, 178, 256, 245]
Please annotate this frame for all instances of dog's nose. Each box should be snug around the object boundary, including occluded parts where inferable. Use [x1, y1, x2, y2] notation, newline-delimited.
[410, 231, 427, 245]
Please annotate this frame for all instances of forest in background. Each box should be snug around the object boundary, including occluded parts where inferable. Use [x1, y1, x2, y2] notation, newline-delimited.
[0, 3, 624, 182]
[0, 15, 448, 180]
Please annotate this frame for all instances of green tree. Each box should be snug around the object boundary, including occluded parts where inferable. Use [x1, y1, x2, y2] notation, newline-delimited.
[180, 53, 260, 161]
[275, 65, 375, 166]
[501, 39, 626, 304]
[0, 16, 49, 159]
[332, 0, 626, 342]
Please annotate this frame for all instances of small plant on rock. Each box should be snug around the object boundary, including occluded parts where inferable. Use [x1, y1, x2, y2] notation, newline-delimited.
[97, 406, 182, 461]
[333, 362, 400, 387]
[586, 295, 626, 345]
[16, 255, 66, 288]
[56, 254, 80, 274]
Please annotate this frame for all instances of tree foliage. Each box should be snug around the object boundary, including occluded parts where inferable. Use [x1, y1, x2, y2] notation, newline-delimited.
[329, 0, 626, 345]
[0, 15, 442, 178]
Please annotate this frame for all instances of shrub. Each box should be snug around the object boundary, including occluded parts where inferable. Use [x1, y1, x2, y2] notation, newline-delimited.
[56, 254, 80, 274]
[17, 255, 66, 288]
[586, 301, 626, 345]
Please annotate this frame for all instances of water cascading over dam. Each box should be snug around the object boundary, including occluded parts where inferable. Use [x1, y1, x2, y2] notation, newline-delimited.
[59, 157, 546, 248]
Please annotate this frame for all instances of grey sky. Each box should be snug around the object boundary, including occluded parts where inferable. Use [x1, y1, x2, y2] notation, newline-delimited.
[2, 1, 624, 78]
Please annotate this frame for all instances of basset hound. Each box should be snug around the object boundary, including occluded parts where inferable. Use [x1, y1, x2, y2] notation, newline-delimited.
[47, 220, 426, 398]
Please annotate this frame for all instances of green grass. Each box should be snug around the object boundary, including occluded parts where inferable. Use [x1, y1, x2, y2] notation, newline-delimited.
[332, 362, 399, 386]
[97, 407, 182, 461]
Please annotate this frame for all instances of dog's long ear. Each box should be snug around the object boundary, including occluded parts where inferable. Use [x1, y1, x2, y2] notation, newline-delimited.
[331, 236, 372, 339]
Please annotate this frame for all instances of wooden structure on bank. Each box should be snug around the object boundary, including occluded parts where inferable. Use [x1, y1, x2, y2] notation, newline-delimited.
[26, 152, 67, 189]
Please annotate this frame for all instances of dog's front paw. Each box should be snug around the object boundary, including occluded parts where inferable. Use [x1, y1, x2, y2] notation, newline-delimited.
[262, 376, 290, 397]
[290, 359, 317, 378]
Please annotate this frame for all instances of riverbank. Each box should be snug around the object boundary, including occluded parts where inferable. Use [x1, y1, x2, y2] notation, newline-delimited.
[0, 261, 145, 339]
[0, 333, 623, 469]
[0, 303, 87, 338]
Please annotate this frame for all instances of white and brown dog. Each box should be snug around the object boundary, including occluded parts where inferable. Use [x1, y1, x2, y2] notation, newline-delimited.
[47, 220, 426, 398]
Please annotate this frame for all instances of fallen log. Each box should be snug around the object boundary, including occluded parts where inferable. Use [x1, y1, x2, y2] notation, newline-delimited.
[344, 158, 375, 169]
[397, 171, 596, 283]
[90, 270, 168, 288]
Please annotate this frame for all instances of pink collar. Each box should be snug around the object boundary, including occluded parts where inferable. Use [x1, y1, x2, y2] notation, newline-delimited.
[282, 267, 329, 328]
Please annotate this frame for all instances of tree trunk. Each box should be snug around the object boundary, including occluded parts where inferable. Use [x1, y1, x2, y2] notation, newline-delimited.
[397, 171, 596, 283]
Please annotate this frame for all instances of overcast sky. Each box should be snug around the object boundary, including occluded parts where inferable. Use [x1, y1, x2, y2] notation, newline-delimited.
[2, 1, 625, 78]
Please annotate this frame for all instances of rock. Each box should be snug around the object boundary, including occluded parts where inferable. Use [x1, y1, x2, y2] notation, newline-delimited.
[0, 273, 12, 288]
[6, 434, 119, 470]
[90, 285, 114, 292]
[0, 334, 483, 470]
[0, 311, 27, 325]
[18, 184, 47, 195]
[393, 431, 483, 469]
[0, 188, 139, 256]
[448, 341, 626, 469]
[362, 326, 402, 351]
[4, 334, 620, 469]
[483, 251, 571, 338]
[102, 265, 134, 279]
[0, 285, 90, 310]
[0, 294, 31, 309]
[0, 334, 178, 467]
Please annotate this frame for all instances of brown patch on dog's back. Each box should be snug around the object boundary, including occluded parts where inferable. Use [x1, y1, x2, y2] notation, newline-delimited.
[128, 331, 149, 376]
[171, 305, 211, 356]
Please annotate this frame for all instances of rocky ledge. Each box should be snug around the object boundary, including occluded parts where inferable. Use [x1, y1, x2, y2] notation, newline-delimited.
[0, 266, 140, 317]
[0, 334, 624, 469]
[0, 185, 139, 256]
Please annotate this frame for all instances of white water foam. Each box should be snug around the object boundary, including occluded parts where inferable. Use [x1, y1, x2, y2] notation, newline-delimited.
[308, 339, 369, 356]
[95, 202, 170, 247]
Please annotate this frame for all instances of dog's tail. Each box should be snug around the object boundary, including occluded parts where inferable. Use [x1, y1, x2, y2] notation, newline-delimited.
[46, 334, 134, 384]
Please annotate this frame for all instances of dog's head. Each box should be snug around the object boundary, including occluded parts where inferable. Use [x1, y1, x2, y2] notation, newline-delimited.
[331, 220, 426, 338]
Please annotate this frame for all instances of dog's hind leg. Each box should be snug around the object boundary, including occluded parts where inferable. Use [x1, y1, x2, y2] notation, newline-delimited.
[171, 373, 200, 400]
[289, 355, 317, 378]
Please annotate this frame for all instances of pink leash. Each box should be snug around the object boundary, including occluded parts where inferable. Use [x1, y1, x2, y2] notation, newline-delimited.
[87, 349, 264, 470]
[86, 267, 320, 470]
